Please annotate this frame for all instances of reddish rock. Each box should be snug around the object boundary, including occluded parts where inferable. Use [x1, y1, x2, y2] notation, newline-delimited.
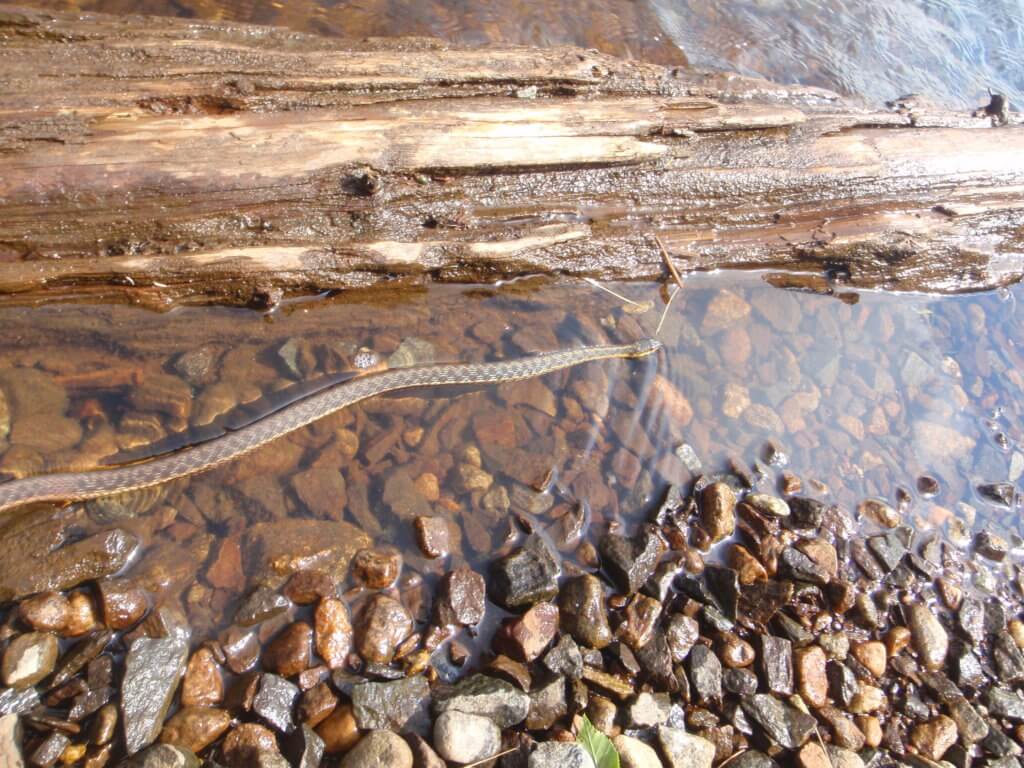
[619, 595, 663, 651]
[19, 592, 70, 633]
[159, 706, 231, 753]
[700, 482, 736, 544]
[351, 548, 402, 590]
[434, 566, 486, 628]
[795, 645, 828, 708]
[181, 647, 224, 708]
[221, 628, 260, 674]
[494, 602, 559, 662]
[221, 723, 279, 768]
[283, 570, 335, 605]
[97, 578, 149, 630]
[299, 682, 338, 728]
[414, 516, 450, 559]
[315, 598, 352, 670]
[206, 536, 245, 592]
[355, 595, 413, 664]
[316, 703, 360, 755]
[64, 591, 99, 637]
[264, 622, 313, 678]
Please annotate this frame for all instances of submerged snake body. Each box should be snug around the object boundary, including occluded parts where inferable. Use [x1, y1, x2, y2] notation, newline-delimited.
[0, 339, 661, 514]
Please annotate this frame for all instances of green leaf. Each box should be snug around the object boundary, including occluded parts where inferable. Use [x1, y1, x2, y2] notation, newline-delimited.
[577, 714, 620, 768]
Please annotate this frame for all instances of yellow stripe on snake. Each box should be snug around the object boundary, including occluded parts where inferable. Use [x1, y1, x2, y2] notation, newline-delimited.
[0, 339, 661, 514]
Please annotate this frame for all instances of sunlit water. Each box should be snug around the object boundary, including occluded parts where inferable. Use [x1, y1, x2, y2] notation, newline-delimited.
[0, 275, 1020, 640]
[26, 0, 1024, 108]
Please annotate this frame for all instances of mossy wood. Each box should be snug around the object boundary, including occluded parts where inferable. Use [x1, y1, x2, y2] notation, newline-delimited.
[0, 5, 1022, 307]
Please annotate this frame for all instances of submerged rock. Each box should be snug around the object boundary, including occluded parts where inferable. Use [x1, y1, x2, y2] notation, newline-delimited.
[121, 637, 189, 755]
[490, 535, 561, 609]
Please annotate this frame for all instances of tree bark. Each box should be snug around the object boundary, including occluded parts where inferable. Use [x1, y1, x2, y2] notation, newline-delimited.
[0, 4, 1021, 308]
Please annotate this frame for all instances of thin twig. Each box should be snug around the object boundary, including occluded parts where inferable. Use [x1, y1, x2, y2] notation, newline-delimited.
[815, 726, 835, 768]
[462, 747, 519, 767]
[716, 748, 750, 768]
[654, 284, 680, 338]
[654, 234, 685, 289]
[583, 277, 644, 307]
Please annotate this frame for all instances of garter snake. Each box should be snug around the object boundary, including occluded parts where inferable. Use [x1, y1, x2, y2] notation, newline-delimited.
[0, 339, 661, 514]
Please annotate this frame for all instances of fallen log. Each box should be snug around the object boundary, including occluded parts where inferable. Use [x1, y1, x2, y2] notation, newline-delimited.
[0, 5, 1021, 308]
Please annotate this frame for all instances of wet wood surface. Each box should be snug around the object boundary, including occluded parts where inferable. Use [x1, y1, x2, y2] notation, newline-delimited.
[0, 5, 1022, 307]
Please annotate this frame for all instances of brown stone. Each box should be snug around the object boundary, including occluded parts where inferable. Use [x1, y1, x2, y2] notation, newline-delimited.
[721, 635, 756, 669]
[97, 578, 149, 630]
[414, 516, 450, 559]
[794, 645, 828, 708]
[264, 622, 313, 678]
[181, 647, 224, 708]
[222, 628, 260, 674]
[700, 482, 736, 545]
[857, 716, 882, 748]
[2, 631, 58, 688]
[355, 594, 413, 664]
[795, 539, 838, 581]
[159, 706, 231, 753]
[728, 545, 767, 585]
[299, 682, 338, 728]
[314, 598, 352, 670]
[283, 570, 335, 605]
[910, 715, 958, 761]
[702, 289, 751, 334]
[851, 641, 887, 678]
[434, 566, 486, 628]
[351, 548, 402, 589]
[618, 595, 662, 651]
[494, 602, 559, 662]
[19, 592, 70, 633]
[885, 626, 911, 657]
[206, 536, 245, 592]
[316, 703, 360, 755]
[64, 592, 99, 637]
[858, 499, 899, 529]
[221, 723, 279, 768]
[244, 519, 371, 587]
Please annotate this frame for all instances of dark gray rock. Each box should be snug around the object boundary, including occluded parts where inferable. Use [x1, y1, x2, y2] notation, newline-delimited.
[0, 687, 39, 716]
[867, 532, 906, 574]
[528, 742, 596, 768]
[31, 732, 69, 768]
[958, 598, 985, 645]
[543, 635, 583, 680]
[827, 661, 859, 707]
[634, 631, 676, 690]
[351, 676, 431, 734]
[433, 673, 529, 728]
[977, 483, 1015, 508]
[687, 645, 722, 706]
[253, 674, 299, 734]
[788, 497, 825, 529]
[526, 677, 567, 730]
[976, 531, 1010, 561]
[704, 565, 741, 620]
[51, 631, 113, 689]
[981, 719, 1023, 758]
[779, 547, 830, 585]
[728, 751, 779, 768]
[234, 588, 290, 627]
[284, 725, 325, 768]
[490, 535, 561, 609]
[558, 575, 611, 650]
[117, 744, 202, 767]
[599, 529, 664, 595]
[759, 636, 793, 696]
[740, 693, 816, 749]
[121, 637, 188, 755]
[994, 631, 1024, 683]
[986, 687, 1024, 721]
[723, 668, 759, 697]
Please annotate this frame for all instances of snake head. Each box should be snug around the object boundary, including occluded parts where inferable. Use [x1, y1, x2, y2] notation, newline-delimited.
[629, 338, 663, 358]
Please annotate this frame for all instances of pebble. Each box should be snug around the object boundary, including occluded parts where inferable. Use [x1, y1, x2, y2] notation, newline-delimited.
[613, 734, 663, 768]
[181, 648, 224, 707]
[283, 570, 335, 605]
[264, 622, 312, 678]
[794, 645, 828, 707]
[760, 635, 794, 695]
[529, 742, 596, 768]
[433, 674, 529, 728]
[253, 674, 300, 733]
[351, 676, 430, 733]
[352, 548, 402, 589]
[315, 703, 359, 754]
[97, 578, 149, 630]
[907, 604, 949, 670]
[314, 598, 352, 670]
[746, 493, 790, 518]
[700, 482, 736, 544]
[858, 499, 899, 528]
[339, 730, 413, 768]
[495, 602, 559, 662]
[434, 566, 487, 628]
[599, 529, 664, 594]
[665, 614, 700, 663]
[413, 517, 450, 559]
[159, 706, 231, 753]
[2, 632, 58, 689]
[118, 743, 200, 768]
[851, 641, 887, 678]
[432, 710, 501, 763]
[658, 726, 716, 768]
[221, 723, 279, 768]
[558, 575, 613, 649]
[121, 637, 189, 755]
[356, 595, 413, 664]
[910, 715, 958, 760]
[489, 535, 561, 609]
[728, 545, 767, 584]
[18, 592, 70, 633]
[741, 693, 816, 749]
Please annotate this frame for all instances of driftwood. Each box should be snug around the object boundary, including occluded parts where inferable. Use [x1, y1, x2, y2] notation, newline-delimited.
[0, 5, 1022, 308]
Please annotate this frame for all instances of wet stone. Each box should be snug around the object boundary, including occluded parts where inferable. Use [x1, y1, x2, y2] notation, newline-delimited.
[705, 565, 740, 620]
[283, 725, 324, 768]
[688, 645, 722, 706]
[543, 634, 583, 680]
[159, 706, 231, 754]
[413, 517, 449, 559]
[297, 682, 337, 728]
[724, 667, 759, 697]
[628, 691, 670, 728]
[0, 686, 40, 716]
[907, 604, 949, 670]
[957, 598, 985, 646]
[741, 693, 817, 749]
[18, 593, 70, 633]
[700, 482, 736, 544]
[975, 531, 1010, 561]
[264, 622, 312, 678]
[487, 655, 532, 691]
[30, 731, 68, 768]
[599, 529, 665, 595]
[526, 676, 567, 730]
[658, 726, 716, 768]
[222, 629, 260, 674]
[995, 631, 1024, 682]
[489, 535, 561, 610]
[780, 547, 830, 585]
[977, 483, 1015, 508]
[859, 499, 900, 529]
[314, 598, 352, 671]
[867, 532, 906, 574]
[121, 637, 189, 755]
[235, 589, 291, 627]
[434, 710, 501, 764]
[495, 602, 558, 662]
[434, 566, 486, 628]
[221, 723, 279, 768]
[97, 578, 149, 630]
[352, 548, 402, 589]
[351, 676, 430, 734]
[788, 497, 825, 529]
[181, 648, 223, 708]
[314, 703, 359, 755]
[2, 632, 58, 689]
[910, 715, 959, 761]
[253, 674, 299, 734]
[356, 595, 413, 665]
[558, 574, 612, 650]
[746, 493, 790, 518]
[283, 571, 334, 605]
[433, 673, 530, 728]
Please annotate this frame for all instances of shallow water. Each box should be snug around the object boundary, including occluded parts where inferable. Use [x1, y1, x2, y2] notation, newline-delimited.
[1, 274, 1021, 642]
[24, 0, 1024, 108]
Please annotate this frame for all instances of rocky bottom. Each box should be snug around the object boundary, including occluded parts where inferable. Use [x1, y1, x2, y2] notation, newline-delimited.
[0, 453, 1022, 768]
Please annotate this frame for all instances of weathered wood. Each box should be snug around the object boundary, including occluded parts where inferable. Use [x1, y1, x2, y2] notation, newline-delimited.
[0, 5, 1021, 307]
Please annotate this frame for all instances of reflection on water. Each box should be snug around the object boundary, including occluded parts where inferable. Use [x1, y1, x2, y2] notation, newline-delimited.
[23, 0, 1023, 107]
[0, 275, 1020, 638]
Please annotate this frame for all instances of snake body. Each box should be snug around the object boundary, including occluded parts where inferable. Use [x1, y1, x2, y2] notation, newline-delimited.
[0, 339, 661, 514]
